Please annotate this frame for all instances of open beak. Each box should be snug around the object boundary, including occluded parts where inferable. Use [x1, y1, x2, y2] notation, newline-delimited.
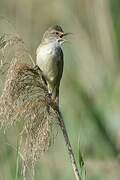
[58, 32, 72, 43]
[60, 32, 72, 38]
[63, 32, 72, 36]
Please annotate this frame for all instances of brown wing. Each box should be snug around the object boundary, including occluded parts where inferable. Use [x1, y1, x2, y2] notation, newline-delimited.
[55, 46, 64, 87]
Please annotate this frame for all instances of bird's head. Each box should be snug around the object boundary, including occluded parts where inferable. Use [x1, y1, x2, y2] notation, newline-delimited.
[41, 25, 70, 45]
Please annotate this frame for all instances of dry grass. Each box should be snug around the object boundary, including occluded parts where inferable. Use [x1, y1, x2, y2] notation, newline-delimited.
[0, 35, 58, 177]
[0, 34, 82, 180]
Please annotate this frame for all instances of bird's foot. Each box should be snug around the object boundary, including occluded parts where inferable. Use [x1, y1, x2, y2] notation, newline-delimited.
[46, 92, 52, 99]
[33, 64, 42, 73]
[46, 92, 52, 104]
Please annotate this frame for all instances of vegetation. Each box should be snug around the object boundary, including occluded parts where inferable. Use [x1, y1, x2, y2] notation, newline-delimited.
[0, 0, 120, 179]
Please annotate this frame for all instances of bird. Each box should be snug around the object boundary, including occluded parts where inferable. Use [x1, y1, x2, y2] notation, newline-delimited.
[36, 25, 69, 105]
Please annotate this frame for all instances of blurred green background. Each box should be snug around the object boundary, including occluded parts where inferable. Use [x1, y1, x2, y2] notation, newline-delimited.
[0, 0, 120, 179]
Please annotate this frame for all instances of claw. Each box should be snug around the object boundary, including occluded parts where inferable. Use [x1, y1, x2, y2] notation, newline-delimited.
[33, 65, 42, 72]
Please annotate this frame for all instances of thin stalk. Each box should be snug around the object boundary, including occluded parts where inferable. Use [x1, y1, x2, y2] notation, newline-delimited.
[54, 107, 82, 180]
[15, 138, 20, 180]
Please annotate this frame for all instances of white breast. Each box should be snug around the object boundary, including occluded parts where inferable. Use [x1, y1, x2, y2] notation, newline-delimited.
[36, 41, 60, 82]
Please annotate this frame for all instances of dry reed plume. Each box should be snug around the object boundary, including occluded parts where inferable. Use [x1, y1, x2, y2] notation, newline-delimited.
[0, 34, 58, 175]
[0, 34, 82, 180]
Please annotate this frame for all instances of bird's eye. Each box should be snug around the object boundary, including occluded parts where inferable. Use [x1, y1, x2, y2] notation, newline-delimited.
[55, 32, 59, 35]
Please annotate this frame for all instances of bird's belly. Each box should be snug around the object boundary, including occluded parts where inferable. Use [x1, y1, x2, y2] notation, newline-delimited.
[37, 52, 58, 83]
